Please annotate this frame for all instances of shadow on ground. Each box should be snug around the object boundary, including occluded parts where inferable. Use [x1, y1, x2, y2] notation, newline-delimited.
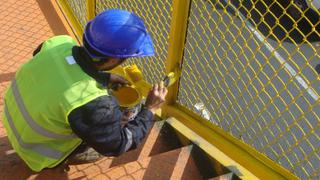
[36, 0, 69, 36]
[0, 72, 15, 83]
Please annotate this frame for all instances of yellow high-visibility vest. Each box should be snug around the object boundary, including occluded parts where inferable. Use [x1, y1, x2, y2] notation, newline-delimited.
[2, 35, 108, 171]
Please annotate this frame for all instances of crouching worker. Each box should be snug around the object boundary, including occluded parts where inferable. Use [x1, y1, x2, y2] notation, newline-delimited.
[2, 9, 167, 172]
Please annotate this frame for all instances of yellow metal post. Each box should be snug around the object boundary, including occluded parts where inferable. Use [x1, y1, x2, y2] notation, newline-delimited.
[51, 0, 79, 42]
[86, 0, 95, 21]
[55, 0, 84, 39]
[164, 0, 191, 105]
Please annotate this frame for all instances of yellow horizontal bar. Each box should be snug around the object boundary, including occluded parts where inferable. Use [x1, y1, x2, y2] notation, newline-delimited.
[166, 117, 258, 179]
[162, 105, 299, 180]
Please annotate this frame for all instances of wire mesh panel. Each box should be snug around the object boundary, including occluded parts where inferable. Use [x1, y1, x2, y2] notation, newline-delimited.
[66, 0, 87, 28]
[95, 0, 173, 84]
[178, 0, 320, 179]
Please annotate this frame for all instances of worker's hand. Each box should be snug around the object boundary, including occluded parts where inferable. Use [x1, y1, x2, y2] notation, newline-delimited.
[144, 81, 168, 114]
[109, 74, 130, 90]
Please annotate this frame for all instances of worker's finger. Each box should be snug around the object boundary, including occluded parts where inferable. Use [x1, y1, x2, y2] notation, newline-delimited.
[153, 83, 158, 92]
[122, 79, 130, 85]
[162, 87, 168, 95]
[159, 81, 164, 91]
[156, 82, 161, 92]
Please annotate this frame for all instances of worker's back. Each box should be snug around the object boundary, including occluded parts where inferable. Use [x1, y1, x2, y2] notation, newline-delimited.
[2, 35, 108, 171]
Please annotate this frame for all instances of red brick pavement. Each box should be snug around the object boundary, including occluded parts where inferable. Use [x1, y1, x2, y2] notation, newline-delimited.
[0, 0, 71, 179]
[0, 0, 74, 135]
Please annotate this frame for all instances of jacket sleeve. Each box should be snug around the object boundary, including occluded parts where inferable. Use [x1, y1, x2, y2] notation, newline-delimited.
[68, 95, 154, 156]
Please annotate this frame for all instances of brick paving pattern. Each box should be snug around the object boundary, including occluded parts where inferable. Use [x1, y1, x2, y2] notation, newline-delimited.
[0, 0, 56, 137]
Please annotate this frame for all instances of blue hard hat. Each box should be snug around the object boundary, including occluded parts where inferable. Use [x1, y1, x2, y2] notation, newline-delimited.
[83, 9, 155, 59]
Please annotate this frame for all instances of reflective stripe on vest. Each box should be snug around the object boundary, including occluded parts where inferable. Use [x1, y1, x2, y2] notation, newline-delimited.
[4, 102, 63, 159]
[11, 78, 77, 139]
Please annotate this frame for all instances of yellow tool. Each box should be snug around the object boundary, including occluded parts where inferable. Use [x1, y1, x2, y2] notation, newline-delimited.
[163, 72, 176, 87]
[163, 66, 181, 87]
[124, 64, 143, 83]
[110, 64, 181, 87]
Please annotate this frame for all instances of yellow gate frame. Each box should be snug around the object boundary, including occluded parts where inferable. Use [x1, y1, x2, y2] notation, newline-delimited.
[53, 0, 300, 179]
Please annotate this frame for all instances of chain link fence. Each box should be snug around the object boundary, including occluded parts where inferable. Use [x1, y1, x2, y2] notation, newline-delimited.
[178, 0, 319, 179]
[58, 0, 320, 179]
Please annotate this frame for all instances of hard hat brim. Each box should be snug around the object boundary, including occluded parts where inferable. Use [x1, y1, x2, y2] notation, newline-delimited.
[136, 33, 155, 57]
[84, 21, 155, 59]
